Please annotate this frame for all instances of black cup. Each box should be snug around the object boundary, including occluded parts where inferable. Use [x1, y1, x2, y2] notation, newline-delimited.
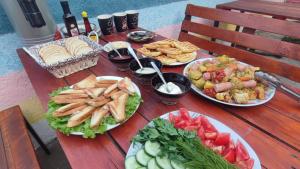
[125, 10, 139, 29]
[98, 14, 113, 35]
[113, 12, 128, 32]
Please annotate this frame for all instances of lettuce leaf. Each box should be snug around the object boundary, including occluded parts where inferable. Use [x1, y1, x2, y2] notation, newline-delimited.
[46, 88, 141, 138]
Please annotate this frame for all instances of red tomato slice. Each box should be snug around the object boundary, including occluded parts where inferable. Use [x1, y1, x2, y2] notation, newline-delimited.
[197, 126, 205, 141]
[236, 140, 250, 162]
[192, 116, 202, 127]
[179, 108, 191, 121]
[235, 159, 254, 169]
[184, 125, 199, 131]
[212, 145, 225, 155]
[201, 117, 217, 132]
[223, 149, 236, 163]
[169, 113, 177, 124]
[214, 133, 230, 146]
[204, 132, 218, 140]
[174, 120, 187, 129]
[204, 139, 214, 148]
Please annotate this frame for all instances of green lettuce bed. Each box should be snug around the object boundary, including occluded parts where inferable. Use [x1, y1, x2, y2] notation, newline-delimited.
[46, 87, 141, 138]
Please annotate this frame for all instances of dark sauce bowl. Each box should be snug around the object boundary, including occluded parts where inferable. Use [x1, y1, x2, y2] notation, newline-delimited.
[129, 58, 162, 84]
[151, 73, 191, 105]
[108, 48, 134, 71]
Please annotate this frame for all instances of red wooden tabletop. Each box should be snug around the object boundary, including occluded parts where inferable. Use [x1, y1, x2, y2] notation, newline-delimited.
[217, 0, 300, 20]
[17, 28, 300, 169]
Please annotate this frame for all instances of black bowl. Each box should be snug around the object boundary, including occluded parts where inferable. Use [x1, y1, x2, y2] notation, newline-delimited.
[108, 48, 135, 71]
[151, 73, 191, 105]
[129, 58, 162, 84]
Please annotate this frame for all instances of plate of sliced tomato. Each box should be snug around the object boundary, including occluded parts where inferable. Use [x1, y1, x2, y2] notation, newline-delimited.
[165, 108, 260, 169]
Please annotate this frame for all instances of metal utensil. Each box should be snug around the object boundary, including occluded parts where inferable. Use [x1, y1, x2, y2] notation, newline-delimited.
[255, 71, 300, 102]
[150, 61, 171, 93]
[127, 45, 144, 70]
[108, 42, 123, 59]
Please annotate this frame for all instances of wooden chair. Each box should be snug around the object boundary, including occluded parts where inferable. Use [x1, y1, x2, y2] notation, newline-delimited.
[179, 4, 300, 83]
[0, 106, 41, 169]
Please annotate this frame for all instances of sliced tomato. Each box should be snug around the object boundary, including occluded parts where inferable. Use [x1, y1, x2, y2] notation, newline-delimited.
[201, 117, 217, 132]
[174, 120, 187, 129]
[235, 159, 254, 169]
[204, 132, 218, 140]
[214, 133, 230, 146]
[197, 126, 205, 141]
[191, 116, 202, 127]
[179, 108, 190, 121]
[212, 145, 225, 155]
[223, 149, 236, 163]
[184, 124, 199, 131]
[203, 139, 214, 148]
[169, 113, 177, 124]
[236, 140, 250, 162]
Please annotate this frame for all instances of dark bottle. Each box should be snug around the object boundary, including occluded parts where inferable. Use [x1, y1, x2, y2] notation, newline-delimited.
[60, 0, 79, 37]
[81, 11, 92, 35]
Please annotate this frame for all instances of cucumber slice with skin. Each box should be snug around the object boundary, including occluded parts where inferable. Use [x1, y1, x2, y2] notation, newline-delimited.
[125, 156, 142, 169]
[145, 141, 161, 157]
[156, 156, 173, 169]
[171, 160, 185, 169]
[147, 158, 161, 169]
[136, 149, 152, 166]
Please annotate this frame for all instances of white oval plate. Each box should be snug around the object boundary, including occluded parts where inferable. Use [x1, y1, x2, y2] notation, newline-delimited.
[103, 41, 130, 52]
[183, 58, 276, 107]
[71, 76, 141, 135]
[142, 51, 197, 67]
[126, 110, 261, 169]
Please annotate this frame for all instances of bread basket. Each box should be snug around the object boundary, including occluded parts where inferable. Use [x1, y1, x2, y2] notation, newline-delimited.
[23, 35, 102, 78]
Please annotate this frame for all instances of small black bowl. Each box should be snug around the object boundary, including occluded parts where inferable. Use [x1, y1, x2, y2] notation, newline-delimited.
[108, 48, 135, 71]
[129, 58, 162, 84]
[151, 73, 191, 105]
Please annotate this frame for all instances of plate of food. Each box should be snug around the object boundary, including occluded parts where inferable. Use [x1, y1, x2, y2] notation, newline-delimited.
[183, 55, 276, 107]
[137, 39, 199, 66]
[103, 41, 130, 52]
[46, 74, 142, 138]
[125, 108, 260, 169]
[127, 31, 155, 42]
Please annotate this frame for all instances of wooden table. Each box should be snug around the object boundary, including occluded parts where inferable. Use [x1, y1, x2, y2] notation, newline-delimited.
[17, 28, 300, 169]
[217, 0, 300, 20]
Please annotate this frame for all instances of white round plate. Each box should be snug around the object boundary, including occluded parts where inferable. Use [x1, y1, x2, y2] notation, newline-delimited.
[71, 76, 141, 135]
[142, 52, 197, 67]
[103, 41, 130, 52]
[183, 58, 276, 107]
[126, 110, 261, 169]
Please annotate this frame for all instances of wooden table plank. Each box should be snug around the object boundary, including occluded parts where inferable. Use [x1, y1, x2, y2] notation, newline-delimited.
[0, 106, 40, 169]
[217, 0, 300, 20]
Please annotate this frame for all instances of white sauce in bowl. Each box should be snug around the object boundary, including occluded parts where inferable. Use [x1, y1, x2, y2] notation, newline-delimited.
[135, 67, 156, 74]
[158, 82, 182, 94]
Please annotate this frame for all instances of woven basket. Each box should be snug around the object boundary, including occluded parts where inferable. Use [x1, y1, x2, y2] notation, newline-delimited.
[25, 35, 102, 78]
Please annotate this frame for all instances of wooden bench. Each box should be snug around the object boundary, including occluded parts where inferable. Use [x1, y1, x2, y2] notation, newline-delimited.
[179, 4, 300, 83]
[0, 106, 40, 169]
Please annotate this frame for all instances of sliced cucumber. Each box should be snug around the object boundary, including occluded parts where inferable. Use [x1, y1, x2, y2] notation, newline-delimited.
[136, 148, 152, 166]
[147, 158, 161, 169]
[137, 167, 147, 169]
[125, 156, 142, 169]
[171, 160, 184, 169]
[145, 141, 161, 157]
[156, 156, 173, 169]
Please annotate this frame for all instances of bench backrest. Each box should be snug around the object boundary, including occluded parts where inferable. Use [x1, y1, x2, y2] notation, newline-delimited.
[179, 4, 300, 82]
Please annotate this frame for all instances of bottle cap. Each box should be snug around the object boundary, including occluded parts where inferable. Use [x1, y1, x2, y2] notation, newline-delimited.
[81, 11, 88, 17]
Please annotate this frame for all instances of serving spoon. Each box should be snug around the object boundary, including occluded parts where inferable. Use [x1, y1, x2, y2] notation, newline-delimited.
[108, 42, 123, 59]
[127, 45, 144, 70]
[150, 61, 171, 93]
